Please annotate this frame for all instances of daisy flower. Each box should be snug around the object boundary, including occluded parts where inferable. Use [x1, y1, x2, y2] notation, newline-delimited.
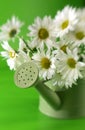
[28, 16, 57, 49]
[32, 50, 56, 80]
[64, 22, 85, 47]
[54, 5, 78, 37]
[55, 48, 85, 88]
[0, 41, 29, 70]
[55, 38, 74, 53]
[0, 16, 23, 41]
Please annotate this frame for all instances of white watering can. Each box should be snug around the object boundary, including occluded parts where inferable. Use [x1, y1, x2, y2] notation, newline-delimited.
[14, 61, 85, 119]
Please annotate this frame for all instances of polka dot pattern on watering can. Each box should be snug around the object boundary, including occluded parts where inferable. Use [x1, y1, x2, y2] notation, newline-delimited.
[14, 62, 39, 88]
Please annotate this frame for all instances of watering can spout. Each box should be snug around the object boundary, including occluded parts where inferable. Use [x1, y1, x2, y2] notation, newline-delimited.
[35, 80, 61, 110]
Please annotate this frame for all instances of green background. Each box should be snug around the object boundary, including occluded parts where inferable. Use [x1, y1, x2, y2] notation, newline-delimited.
[0, 0, 85, 130]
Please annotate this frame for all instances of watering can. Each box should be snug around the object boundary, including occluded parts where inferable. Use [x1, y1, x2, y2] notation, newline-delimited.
[14, 61, 85, 119]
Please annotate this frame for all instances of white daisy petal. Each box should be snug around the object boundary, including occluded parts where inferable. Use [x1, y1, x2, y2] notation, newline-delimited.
[1, 41, 13, 51]
[0, 51, 9, 58]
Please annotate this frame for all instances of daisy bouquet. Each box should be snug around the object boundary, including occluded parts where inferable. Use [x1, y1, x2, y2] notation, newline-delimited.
[1, 5, 85, 91]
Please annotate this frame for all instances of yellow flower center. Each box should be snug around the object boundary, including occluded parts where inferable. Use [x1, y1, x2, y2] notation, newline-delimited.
[9, 51, 16, 58]
[67, 58, 76, 68]
[41, 57, 51, 69]
[38, 28, 49, 39]
[61, 20, 69, 30]
[9, 29, 17, 37]
[75, 32, 85, 40]
[60, 45, 67, 53]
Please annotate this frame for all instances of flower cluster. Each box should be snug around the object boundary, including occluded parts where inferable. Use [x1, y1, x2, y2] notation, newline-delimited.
[1, 5, 85, 90]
